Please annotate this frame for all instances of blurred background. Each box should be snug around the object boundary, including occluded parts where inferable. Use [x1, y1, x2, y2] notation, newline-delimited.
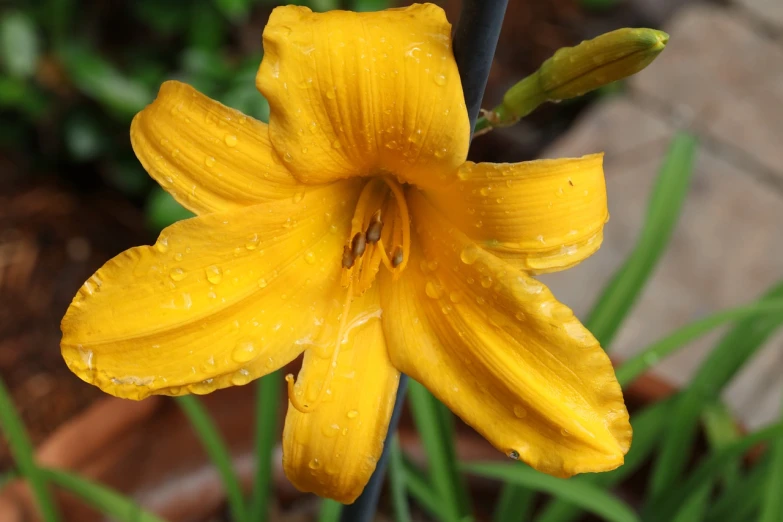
[1, 0, 782, 520]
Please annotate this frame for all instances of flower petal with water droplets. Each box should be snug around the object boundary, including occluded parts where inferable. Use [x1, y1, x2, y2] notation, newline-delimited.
[380, 189, 630, 477]
[61, 181, 361, 400]
[256, 4, 470, 188]
[282, 284, 399, 503]
[131, 80, 304, 215]
[423, 154, 607, 273]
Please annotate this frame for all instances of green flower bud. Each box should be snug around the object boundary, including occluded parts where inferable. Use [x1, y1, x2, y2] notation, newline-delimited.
[477, 28, 668, 133]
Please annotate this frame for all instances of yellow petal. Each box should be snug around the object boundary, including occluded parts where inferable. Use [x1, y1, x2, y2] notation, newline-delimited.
[380, 189, 630, 477]
[61, 181, 361, 400]
[282, 284, 399, 503]
[423, 154, 608, 273]
[256, 4, 470, 188]
[131, 80, 302, 215]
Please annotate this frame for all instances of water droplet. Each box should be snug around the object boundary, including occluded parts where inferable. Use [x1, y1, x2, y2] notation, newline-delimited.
[174, 253, 183, 261]
[449, 291, 462, 303]
[326, 89, 336, 100]
[231, 368, 252, 386]
[434, 73, 446, 86]
[479, 186, 490, 196]
[283, 151, 293, 162]
[346, 410, 359, 419]
[169, 267, 186, 281]
[205, 156, 216, 167]
[560, 428, 570, 437]
[460, 244, 479, 265]
[513, 405, 527, 418]
[332, 139, 342, 149]
[434, 147, 447, 158]
[246, 234, 258, 250]
[232, 339, 258, 363]
[258, 278, 268, 288]
[305, 251, 316, 265]
[293, 191, 305, 203]
[425, 281, 442, 299]
[552, 306, 573, 321]
[322, 423, 341, 438]
[224, 135, 238, 147]
[190, 379, 217, 395]
[480, 275, 493, 289]
[156, 237, 169, 253]
[308, 458, 322, 470]
[508, 450, 520, 460]
[515, 311, 525, 321]
[205, 265, 222, 284]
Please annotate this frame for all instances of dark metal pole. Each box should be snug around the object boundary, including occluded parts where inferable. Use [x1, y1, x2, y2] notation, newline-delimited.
[453, 0, 509, 130]
[339, 2, 507, 520]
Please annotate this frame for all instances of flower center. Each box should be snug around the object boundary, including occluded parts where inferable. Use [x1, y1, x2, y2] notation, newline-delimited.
[285, 176, 411, 414]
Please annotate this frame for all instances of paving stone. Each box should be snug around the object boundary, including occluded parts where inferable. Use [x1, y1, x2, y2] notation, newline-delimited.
[539, 96, 783, 429]
[629, 4, 783, 185]
[739, 0, 783, 33]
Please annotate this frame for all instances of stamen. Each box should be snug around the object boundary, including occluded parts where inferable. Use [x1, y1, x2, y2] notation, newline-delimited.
[341, 246, 355, 269]
[286, 281, 354, 414]
[351, 232, 367, 258]
[366, 210, 383, 243]
[379, 176, 411, 274]
[391, 247, 404, 267]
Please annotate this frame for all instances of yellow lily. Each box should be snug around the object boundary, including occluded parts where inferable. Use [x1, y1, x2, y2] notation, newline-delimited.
[61, 3, 631, 503]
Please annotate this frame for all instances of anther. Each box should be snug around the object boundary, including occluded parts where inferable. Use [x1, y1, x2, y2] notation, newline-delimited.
[366, 210, 383, 244]
[391, 247, 404, 268]
[341, 246, 355, 269]
[351, 232, 367, 257]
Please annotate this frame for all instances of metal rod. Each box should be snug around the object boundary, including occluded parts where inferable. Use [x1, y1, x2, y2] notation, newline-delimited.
[339, 2, 507, 520]
[453, 0, 510, 130]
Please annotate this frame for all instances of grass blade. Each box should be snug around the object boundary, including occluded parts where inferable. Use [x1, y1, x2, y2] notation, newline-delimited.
[647, 281, 783, 499]
[407, 380, 464, 522]
[42, 468, 166, 522]
[402, 456, 443, 520]
[615, 300, 783, 387]
[493, 485, 535, 522]
[534, 398, 671, 522]
[249, 371, 282, 522]
[318, 499, 343, 522]
[646, 420, 783, 521]
[706, 458, 769, 522]
[388, 435, 411, 522]
[176, 395, 247, 522]
[0, 378, 60, 522]
[671, 485, 710, 522]
[759, 399, 783, 522]
[1, 469, 17, 491]
[463, 462, 640, 522]
[701, 400, 741, 488]
[586, 132, 697, 348]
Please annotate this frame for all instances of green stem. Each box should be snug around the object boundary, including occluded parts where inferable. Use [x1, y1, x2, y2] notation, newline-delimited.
[249, 371, 282, 522]
[388, 435, 411, 522]
[0, 378, 60, 522]
[176, 396, 247, 522]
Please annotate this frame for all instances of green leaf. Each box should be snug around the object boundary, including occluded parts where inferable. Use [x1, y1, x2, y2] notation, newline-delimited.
[64, 112, 105, 161]
[646, 421, 783, 521]
[402, 456, 442, 520]
[493, 485, 535, 522]
[0, 11, 40, 78]
[388, 435, 412, 522]
[706, 458, 769, 522]
[214, 0, 252, 21]
[188, 1, 226, 50]
[586, 132, 697, 348]
[176, 396, 247, 522]
[0, 74, 49, 118]
[59, 46, 152, 118]
[318, 499, 343, 522]
[614, 299, 783, 387]
[42, 468, 166, 522]
[146, 187, 196, 231]
[671, 488, 711, 522]
[353, 0, 391, 11]
[0, 378, 60, 522]
[759, 399, 783, 522]
[132, 0, 190, 34]
[220, 59, 270, 123]
[407, 380, 464, 522]
[0, 469, 17, 491]
[534, 399, 672, 522]
[647, 280, 783, 499]
[701, 401, 741, 488]
[248, 371, 282, 522]
[106, 158, 152, 197]
[463, 462, 639, 522]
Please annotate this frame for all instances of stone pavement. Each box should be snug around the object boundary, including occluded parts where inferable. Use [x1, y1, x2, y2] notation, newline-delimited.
[536, 3, 783, 429]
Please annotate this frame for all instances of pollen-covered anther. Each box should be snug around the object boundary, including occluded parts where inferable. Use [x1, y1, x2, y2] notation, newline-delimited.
[391, 247, 404, 268]
[351, 232, 367, 258]
[366, 210, 383, 243]
[341, 246, 355, 269]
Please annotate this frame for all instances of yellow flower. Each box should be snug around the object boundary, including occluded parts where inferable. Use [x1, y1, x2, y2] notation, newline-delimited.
[60, 4, 631, 503]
